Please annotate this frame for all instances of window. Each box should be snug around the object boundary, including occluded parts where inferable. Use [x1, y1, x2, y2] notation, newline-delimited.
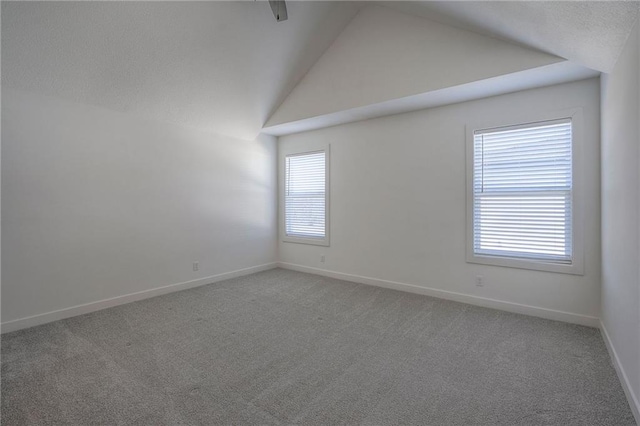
[283, 149, 329, 246]
[467, 115, 583, 274]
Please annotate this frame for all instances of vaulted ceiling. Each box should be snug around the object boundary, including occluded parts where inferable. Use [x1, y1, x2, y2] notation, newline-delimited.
[3, 1, 639, 141]
[1, 1, 361, 140]
[382, 1, 640, 73]
[264, 5, 599, 135]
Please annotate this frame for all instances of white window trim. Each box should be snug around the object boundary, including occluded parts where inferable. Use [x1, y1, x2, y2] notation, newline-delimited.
[280, 144, 330, 247]
[465, 108, 584, 275]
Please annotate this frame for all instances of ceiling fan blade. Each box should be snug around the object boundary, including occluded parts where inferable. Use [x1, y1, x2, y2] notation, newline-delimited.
[268, 0, 288, 22]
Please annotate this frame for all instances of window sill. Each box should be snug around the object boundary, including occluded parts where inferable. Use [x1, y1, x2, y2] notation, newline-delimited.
[466, 253, 584, 275]
[283, 236, 329, 247]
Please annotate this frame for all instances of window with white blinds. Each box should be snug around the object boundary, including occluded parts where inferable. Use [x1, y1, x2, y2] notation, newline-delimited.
[472, 119, 573, 264]
[284, 150, 327, 243]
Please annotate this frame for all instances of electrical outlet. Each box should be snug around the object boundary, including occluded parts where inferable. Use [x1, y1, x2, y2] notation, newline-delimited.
[320, 255, 325, 263]
[475, 275, 484, 287]
[193, 262, 199, 272]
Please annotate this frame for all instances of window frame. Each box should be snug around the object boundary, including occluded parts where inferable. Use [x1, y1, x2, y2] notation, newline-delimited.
[280, 144, 330, 247]
[465, 108, 584, 275]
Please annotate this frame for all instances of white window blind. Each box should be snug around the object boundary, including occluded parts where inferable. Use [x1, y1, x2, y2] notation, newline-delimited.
[285, 151, 326, 239]
[473, 119, 573, 263]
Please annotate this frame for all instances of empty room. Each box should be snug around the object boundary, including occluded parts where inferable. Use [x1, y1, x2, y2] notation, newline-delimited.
[2, 1, 639, 424]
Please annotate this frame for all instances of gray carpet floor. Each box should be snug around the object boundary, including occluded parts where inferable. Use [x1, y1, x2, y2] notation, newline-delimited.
[1, 268, 635, 425]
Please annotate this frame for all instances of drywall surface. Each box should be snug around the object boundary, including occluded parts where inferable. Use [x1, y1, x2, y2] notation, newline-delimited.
[279, 79, 601, 321]
[1, 1, 360, 141]
[601, 20, 640, 418]
[267, 5, 561, 128]
[383, 1, 640, 73]
[1, 88, 277, 324]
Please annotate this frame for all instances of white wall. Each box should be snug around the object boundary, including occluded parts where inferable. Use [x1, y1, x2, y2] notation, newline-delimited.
[601, 20, 640, 420]
[279, 78, 601, 325]
[1, 88, 277, 327]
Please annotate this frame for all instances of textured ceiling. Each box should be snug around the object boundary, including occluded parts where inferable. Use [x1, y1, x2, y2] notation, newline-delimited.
[382, 1, 640, 73]
[3, 1, 638, 140]
[1, 1, 361, 140]
[266, 5, 569, 130]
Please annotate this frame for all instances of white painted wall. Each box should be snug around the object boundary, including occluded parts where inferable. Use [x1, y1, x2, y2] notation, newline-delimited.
[1, 88, 277, 325]
[279, 79, 601, 324]
[601, 20, 640, 420]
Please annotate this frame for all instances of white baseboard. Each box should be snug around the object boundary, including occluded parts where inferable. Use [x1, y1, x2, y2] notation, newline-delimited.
[278, 262, 600, 328]
[600, 321, 640, 425]
[1, 262, 278, 334]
